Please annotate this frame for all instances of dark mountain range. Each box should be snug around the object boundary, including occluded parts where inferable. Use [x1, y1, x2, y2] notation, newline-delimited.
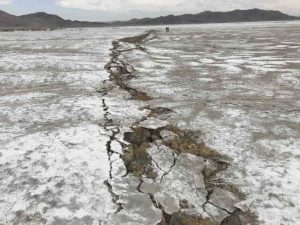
[0, 8, 299, 31]
[113, 8, 299, 26]
[0, 10, 107, 30]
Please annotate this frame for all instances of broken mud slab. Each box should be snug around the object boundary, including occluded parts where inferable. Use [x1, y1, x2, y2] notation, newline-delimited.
[121, 118, 257, 224]
[118, 100, 256, 224]
[120, 108, 259, 224]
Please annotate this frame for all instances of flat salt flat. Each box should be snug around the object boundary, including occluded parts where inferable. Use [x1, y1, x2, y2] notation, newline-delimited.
[0, 27, 146, 224]
[127, 21, 300, 225]
[1, 21, 299, 225]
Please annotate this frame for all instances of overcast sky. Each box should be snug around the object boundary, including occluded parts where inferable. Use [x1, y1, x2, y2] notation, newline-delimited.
[1, 0, 299, 21]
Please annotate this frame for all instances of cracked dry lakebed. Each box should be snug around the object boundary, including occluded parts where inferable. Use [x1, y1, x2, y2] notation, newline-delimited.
[0, 21, 300, 225]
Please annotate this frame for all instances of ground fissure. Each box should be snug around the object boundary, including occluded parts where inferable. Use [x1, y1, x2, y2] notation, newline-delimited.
[101, 30, 258, 225]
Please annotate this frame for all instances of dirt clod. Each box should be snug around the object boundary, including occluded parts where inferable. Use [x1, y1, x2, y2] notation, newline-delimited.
[165, 127, 221, 159]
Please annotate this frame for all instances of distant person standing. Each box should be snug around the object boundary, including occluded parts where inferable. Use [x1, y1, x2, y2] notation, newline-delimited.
[166, 27, 170, 32]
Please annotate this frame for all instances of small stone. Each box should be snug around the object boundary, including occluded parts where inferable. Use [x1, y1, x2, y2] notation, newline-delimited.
[179, 199, 191, 209]
[110, 67, 119, 74]
[151, 134, 160, 142]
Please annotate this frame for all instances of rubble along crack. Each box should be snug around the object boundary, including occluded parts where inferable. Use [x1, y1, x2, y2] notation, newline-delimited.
[100, 30, 258, 224]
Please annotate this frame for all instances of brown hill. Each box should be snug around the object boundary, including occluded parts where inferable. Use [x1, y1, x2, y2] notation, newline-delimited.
[0, 10, 107, 30]
[113, 8, 299, 25]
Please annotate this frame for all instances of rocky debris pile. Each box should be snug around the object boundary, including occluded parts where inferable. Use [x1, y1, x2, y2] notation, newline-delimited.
[122, 116, 254, 224]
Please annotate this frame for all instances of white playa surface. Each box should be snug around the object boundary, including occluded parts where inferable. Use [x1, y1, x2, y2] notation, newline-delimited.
[127, 21, 300, 225]
[0, 21, 299, 225]
[0, 27, 145, 225]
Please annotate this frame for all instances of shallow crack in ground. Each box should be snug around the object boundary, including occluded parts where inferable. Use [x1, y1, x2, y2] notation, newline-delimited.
[201, 189, 213, 215]
[150, 154, 165, 173]
[101, 97, 125, 216]
[207, 202, 232, 215]
[104, 180, 123, 214]
[102, 98, 115, 179]
[136, 178, 167, 222]
[159, 150, 178, 183]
